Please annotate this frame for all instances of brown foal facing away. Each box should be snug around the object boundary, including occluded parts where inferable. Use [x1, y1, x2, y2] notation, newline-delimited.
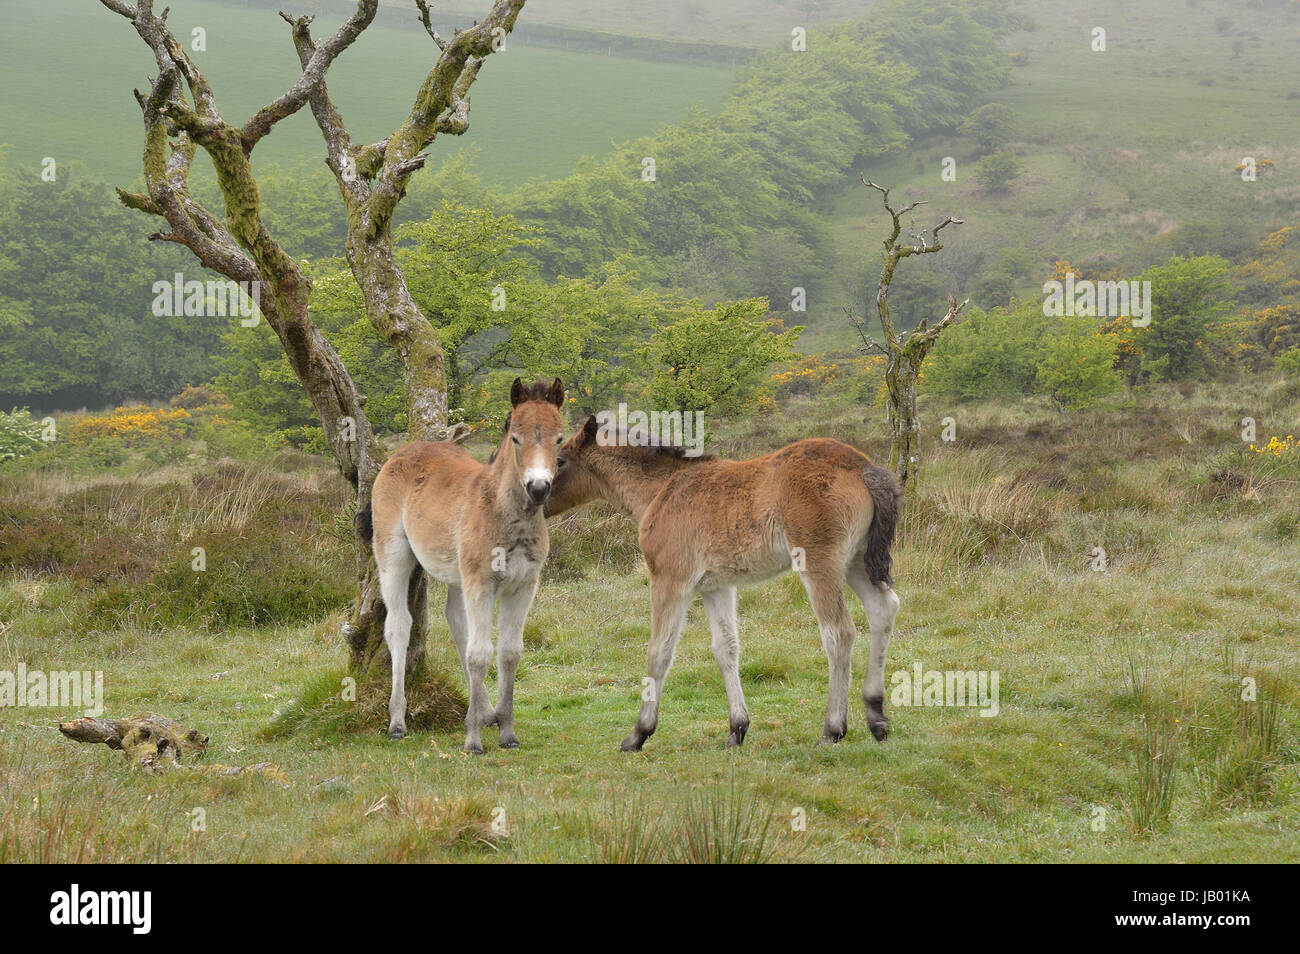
[545, 416, 904, 751]
[360, 378, 566, 752]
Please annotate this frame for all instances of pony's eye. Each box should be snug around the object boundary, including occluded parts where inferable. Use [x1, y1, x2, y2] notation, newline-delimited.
[557, 457, 568, 468]
[510, 434, 521, 446]
[554, 435, 563, 445]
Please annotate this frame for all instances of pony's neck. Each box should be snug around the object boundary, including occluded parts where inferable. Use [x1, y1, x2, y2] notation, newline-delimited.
[592, 448, 693, 523]
[487, 434, 531, 516]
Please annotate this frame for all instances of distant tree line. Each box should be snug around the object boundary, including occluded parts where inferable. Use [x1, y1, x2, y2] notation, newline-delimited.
[0, 0, 1018, 415]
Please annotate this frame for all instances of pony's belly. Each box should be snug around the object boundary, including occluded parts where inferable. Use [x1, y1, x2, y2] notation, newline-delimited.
[410, 544, 462, 586]
[698, 545, 792, 589]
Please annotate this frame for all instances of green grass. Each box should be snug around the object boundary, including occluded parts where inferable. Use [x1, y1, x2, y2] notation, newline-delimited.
[1, 379, 1297, 862]
[0, 0, 732, 191]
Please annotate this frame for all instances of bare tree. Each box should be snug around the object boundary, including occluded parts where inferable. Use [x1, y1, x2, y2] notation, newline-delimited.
[100, 0, 526, 684]
[850, 177, 969, 492]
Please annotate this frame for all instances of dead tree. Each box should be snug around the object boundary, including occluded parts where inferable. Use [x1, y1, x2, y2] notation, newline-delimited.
[851, 177, 969, 493]
[100, 0, 525, 681]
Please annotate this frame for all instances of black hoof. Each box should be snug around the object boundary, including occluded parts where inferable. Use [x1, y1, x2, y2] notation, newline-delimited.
[463, 742, 484, 755]
[620, 733, 644, 752]
[499, 737, 520, 750]
[869, 721, 890, 742]
[388, 728, 406, 741]
[820, 726, 847, 744]
[727, 720, 749, 748]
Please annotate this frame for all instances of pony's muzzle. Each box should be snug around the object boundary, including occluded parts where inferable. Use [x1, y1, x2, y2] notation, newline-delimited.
[525, 478, 552, 506]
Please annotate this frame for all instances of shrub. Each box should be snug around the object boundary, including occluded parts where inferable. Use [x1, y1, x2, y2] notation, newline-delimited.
[170, 384, 226, 409]
[1035, 318, 1122, 409]
[962, 102, 1015, 154]
[647, 299, 800, 416]
[924, 301, 1049, 401]
[973, 151, 1023, 193]
[68, 404, 191, 445]
[772, 355, 842, 398]
[1275, 347, 1300, 379]
[74, 436, 129, 470]
[1111, 255, 1235, 384]
[0, 408, 47, 463]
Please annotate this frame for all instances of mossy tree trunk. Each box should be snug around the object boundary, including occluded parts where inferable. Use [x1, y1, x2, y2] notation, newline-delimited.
[102, 0, 525, 682]
[854, 177, 969, 494]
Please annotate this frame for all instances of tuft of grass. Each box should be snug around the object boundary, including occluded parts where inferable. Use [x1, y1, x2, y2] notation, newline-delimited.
[1124, 715, 1180, 837]
[386, 784, 509, 857]
[1210, 677, 1285, 807]
[263, 664, 466, 740]
[585, 798, 667, 864]
[584, 784, 787, 864]
[667, 782, 781, 864]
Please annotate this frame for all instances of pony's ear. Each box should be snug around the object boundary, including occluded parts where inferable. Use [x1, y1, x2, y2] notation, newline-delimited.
[509, 377, 525, 407]
[546, 378, 565, 408]
[580, 413, 598, 447]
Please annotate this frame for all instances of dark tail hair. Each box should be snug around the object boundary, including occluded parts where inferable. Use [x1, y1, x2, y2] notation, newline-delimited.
[355, 501, 374, 545]
[862, 464, 903, 586]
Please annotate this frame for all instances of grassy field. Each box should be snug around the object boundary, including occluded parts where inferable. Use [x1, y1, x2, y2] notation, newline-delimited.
[2, 378, 1296, 862]
[807, 0, 1300, 348]
[0, 0, 731, 190]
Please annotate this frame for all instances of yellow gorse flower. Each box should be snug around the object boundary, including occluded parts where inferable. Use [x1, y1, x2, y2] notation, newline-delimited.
[1249, 435, 1298, 460]
[69, 405, 191, 445]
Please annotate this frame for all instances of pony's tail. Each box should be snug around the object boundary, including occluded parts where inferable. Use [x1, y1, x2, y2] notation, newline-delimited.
[862, 464, 903, 586]
[355, 501, 374, 546]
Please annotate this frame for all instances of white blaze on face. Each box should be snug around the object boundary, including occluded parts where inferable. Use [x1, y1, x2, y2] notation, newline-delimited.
[523, 465, 553, 487]
[522, 440, 554, 489]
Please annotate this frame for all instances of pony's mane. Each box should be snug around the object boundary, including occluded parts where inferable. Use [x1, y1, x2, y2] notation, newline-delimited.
[607, 426, 713, 462]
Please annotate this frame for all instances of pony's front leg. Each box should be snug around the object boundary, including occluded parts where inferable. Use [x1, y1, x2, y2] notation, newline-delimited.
[493, 578, 537, 749]
[622, 577, 691, 752]
[460, 582, 497, 754]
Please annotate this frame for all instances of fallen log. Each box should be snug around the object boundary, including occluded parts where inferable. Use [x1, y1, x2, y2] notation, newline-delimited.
[59, 712, 286, 784]
[59, 713, 208, 770]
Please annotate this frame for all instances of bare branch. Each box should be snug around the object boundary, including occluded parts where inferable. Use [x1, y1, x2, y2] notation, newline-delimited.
[416, 0, 448, 49]
[391, 153, 429, 178]
[98, 0, 137, 20]
[115, 188, 160, 215]
[280, 10, 367, 199]
[931, 294, 971, 334]
[242, 1, 379, 152]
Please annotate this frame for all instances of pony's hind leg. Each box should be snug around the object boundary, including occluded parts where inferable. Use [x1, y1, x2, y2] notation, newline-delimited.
[702, 587, 749, 747]
[622, 577, 691, 752]
[800, 565, 856, 743]
[377, 530, 418, 741]
[493, 579, 537, 749]
[445, 584, 469, 686]
[847, 566, 899, 741]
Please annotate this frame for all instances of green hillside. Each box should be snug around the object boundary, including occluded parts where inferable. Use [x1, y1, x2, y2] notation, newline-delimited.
[811, 0, 1300, 346]
[0, 0, 732, 189]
